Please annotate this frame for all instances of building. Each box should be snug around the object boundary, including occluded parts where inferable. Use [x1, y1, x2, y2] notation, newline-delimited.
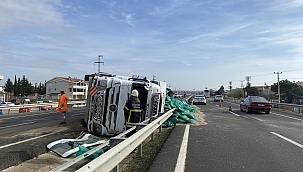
[252, 85, 275, 98]
[0, 75, 5, 102]
[0, 86, 6, 102]
[46, 77, 88, 100]
[296, 81, 303, 87]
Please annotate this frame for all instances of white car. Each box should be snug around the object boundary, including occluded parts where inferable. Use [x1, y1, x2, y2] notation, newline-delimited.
[214, 95, 224, 102]
[0, 102, 15, 107]
[193, 95, 207, 105]
[72, 103, 86, 108]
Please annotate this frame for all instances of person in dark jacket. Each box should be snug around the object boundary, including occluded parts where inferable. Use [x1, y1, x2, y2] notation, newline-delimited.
[124, 89, 142, 127]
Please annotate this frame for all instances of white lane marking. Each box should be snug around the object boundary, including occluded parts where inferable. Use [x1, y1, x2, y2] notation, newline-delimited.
[0, 132, 55, 150]
[0, 112, 57, 120]
[241, 115, 263, 122]
[270, 132, 303, 149]
[229, 111, 240, 117]
[175, 125, 190, 172]
[0, 121, 36, 129]
[228, 102, 240, 106]
[249, 116, 264, 122]
[271, 112, 302, 121]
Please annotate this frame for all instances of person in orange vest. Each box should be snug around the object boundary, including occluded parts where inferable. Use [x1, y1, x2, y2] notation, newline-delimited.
[57, 91, 68, 124]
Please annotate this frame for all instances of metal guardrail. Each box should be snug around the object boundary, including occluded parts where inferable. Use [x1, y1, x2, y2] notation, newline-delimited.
[274, 103, 303, 114]
[186, 95, 193, 102]
[0, 100, 87, 115]
[76, 108, 175, 172]
[52, 108, 175, 172]
[226, 97, 303, 115]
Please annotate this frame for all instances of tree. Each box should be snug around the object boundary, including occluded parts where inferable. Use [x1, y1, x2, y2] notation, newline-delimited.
[271, 80, 303, 103]
[7, 75, 46, 97]
[215, 85, 224, 95]
[4, 79, 13, 93]
[15, 77, 21, 96]
[227, 88, 244, 98]
[245, 86, 259, 96]
[13, 75, 17, 95]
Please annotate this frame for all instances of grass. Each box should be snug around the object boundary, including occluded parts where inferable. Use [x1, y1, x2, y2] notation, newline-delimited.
[122, 127, 173, 172]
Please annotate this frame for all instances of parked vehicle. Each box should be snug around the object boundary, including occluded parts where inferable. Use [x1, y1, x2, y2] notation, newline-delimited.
[204, 89, 210, 98]
[19, 107, 31, 113]
[72, 103, 86, 108]
[193, 95, 207, 105]
[41, 106, 54, 111]
[0, 102, 15, 106]
[240, 96, 272, 114]
[214, 95, 224, 102]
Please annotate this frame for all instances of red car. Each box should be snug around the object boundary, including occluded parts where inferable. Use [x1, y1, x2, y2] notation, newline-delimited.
[41, 105, 56, 111]
[19, 107, 32, 113]
[240, 96, 272, 114]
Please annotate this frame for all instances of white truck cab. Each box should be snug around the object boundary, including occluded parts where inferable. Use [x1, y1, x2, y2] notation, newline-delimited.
[84, 73, 166, 136]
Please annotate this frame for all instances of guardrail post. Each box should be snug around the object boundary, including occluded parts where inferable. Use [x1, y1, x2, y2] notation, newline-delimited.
[138, 144, 143, 157]
[112, 164, 120, 172]
[151, 132, 154, 141]
[159, 125, 162, 133]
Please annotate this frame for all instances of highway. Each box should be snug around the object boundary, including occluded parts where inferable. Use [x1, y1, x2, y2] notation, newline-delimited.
[2, 100, 303, 171]
[0, 108, 87, 170]
[150, 101, 303, 172]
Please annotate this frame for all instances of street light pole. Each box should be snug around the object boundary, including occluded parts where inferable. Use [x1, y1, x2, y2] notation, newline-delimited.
[95, 55, 104, 73]
[274, 72, 282, 103]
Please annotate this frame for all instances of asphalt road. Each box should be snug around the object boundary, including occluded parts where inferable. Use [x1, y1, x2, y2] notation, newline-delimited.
[0, 108, 87, 170]
[150, 101, 303, 172]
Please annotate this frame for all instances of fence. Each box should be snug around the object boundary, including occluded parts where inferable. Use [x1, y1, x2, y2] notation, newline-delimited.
[0, 100, 86, 115]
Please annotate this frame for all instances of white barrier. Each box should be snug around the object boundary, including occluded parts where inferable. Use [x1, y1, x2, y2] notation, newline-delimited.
[0, 100, 87, 115]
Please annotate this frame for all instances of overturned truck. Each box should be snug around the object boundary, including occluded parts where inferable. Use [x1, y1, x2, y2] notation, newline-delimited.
[84, 73, 167, 136]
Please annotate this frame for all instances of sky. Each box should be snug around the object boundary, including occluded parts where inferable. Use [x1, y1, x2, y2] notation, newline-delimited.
[1, 0, 303, 90]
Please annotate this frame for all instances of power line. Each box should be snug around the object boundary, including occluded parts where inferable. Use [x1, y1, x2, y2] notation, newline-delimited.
[281, 69, 303, 73]
[250, 73, 273, 78]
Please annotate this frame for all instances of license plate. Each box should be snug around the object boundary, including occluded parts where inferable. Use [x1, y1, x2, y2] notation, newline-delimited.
[258, 104, 265, 106]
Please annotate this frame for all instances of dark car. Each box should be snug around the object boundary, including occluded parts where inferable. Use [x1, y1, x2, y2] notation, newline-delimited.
[240, 96, 272, 114]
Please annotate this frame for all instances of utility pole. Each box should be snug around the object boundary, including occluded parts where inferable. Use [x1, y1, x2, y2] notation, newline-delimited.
[240, 80, 245, 98]
[245, 76, 251, 87]
[229, 81, 232, 92]
[244, 76, 251, 97]
[274, 72, 282, 103]
[240, 80, 244, 88]
[95, 55, 104, 73]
